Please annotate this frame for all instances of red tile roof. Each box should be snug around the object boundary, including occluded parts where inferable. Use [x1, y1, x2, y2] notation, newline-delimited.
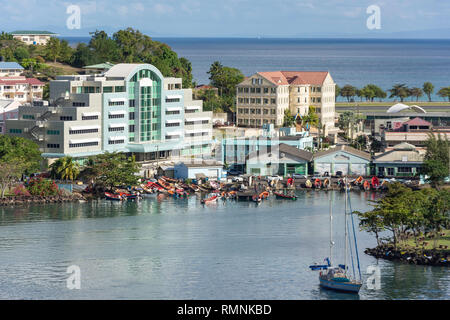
[0, 77, 44, 86]
[257, 71, 329, 86]
[404, 117, 432, 127]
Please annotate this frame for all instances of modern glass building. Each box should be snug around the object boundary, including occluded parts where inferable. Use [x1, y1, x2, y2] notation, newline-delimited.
[5, 64, 213, 163]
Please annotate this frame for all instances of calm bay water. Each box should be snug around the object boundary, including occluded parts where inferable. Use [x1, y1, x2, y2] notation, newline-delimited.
[63, 37, 450, 101]
[0, 191, 448, 300]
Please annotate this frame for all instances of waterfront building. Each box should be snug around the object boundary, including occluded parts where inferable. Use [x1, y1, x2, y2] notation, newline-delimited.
[373, 142, 424, 177]
[10, 30, 57, 45]
[221, 130, 314, 171]
[0, 62, 24, 77]
[5, 63, 213, 163]
[174, 161, 224, 180]
[246, 143, 313, 176]
[0, 100, 20, 134]
[0, 76, 44, 102]
[313, 145, 371, 176]
[236, 71, 336, 134]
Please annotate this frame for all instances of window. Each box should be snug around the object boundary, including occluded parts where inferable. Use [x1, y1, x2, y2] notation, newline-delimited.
[166, 122, 180, 127]
[398, 167, 412, 173]
[70, 128, 99, 134]
[23, 114, 35, 120]
[69, 141, 98, 148]
[129, 99, 135, 107]
[129, 112, 135, 120]
[82, 115, 98, 120]
[9, 128, 22, 134]
[109, 114, 125, 119]
[166, 98, 180, 103]
[103, 87, 113, 93]
[47, 144, 60, 149]
[129, 125, 135, 132]
[47, 130, 60, 135]
[108, 127, 125, 132]
[108, 140, 125, 145]
[109, 101, 125, 106]
[166, 110, 180, 115]
[60, 116, 73, 121]
[72, 102, 86, 107]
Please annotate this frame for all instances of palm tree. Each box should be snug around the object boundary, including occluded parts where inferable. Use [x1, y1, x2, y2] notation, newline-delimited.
[423, 82, 434, 102]
[437, 87, 450, 102]
[389, 84, 409, 102]
[50, 156, 80, 181]
[409, 87, 423, 102]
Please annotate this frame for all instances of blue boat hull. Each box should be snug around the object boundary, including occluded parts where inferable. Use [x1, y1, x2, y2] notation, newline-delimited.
[319, 278, 362, 293]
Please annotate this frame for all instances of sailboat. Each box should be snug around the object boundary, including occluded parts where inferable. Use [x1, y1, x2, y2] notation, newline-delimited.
[309, 177, 362, 294]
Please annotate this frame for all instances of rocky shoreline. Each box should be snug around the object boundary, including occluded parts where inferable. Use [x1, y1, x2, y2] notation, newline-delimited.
[365, 244, 450, 266]
[0, 193, 88, 206]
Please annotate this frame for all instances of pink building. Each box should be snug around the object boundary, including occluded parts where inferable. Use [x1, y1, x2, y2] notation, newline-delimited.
[0, 100, 21, 134]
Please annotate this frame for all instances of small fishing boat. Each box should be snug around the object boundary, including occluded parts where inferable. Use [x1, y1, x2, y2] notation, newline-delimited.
[201, 195, 218, 204]
[105, 192, 122, 201]
[314, 178, 322, 189]
[157, 179, 172, 190]
[162, 176, 178, 183]
[305, 179, 312, 188]
[252, 194, 262, 203]
[371, 176, 380, 190]
[363, 180, 370, 191]
[274, 191, 297, 200]
[309, 178, 362, 294]
[323, 178, 330, 189]
[259, 191, 269, 199]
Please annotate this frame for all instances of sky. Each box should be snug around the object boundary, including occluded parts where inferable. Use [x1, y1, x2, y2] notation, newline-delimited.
[1, 0, 450, 38]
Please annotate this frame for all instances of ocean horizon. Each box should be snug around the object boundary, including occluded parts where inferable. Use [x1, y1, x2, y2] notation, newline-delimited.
[60, 36, 450, 101]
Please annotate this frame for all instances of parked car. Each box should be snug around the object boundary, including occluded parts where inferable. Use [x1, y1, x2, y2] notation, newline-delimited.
[232, 176, 244, 182]
[227, 169, 243, 176]
[292, 173, 307, 179]
[266, 175, 283, 182]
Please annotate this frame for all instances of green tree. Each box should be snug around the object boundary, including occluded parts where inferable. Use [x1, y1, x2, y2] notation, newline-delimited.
[437, 87, 450, 102]
[0, 135, 42, 198]
[44, 37, 61, 63]
[82, 152, 141, 189]
[423, 133, 450, 188]
[409, 87, 423, 101]
[335, 84, 341, 100]
[340, 84, 357, 102]
[423, 82, 434, 102]
[303, 106, 319, 131]
[50, 156, 80, 181]
[283, 109, 295, 127]
[0, 31, 13, 40]
[389, 83, 409, 102]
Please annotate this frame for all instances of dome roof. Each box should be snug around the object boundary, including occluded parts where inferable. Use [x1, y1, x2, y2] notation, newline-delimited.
[387, 103, 426, 114]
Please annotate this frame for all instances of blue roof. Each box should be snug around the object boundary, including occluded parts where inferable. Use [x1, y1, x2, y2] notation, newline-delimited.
[0, 62, 24, 70]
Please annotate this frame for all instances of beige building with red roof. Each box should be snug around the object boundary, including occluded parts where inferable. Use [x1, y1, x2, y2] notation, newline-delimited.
[0, 76, 44, 103]
[236, 70, 336, 133]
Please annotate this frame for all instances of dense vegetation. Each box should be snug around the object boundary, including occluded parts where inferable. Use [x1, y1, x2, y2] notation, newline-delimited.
[196, 61, 244, 113]
[338, 82, 450, 102]
[356, 183, 450, 249]
[0, 29, 194, 87]
[0, 135, 42, 198]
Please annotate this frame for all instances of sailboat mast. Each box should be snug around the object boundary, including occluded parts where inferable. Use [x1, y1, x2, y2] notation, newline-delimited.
[344, 177, 348, 276]
[329, 197, 333, 265]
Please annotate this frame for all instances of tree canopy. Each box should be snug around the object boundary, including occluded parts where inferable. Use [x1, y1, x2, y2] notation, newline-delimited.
[423, 133, 450, 187]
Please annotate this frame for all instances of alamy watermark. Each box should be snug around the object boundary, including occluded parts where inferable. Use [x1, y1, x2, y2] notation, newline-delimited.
[66, 265, 81, 289]
[66, 4, 81, 30]
[366, 265, 381, 290]
[366, 5, 381, 30]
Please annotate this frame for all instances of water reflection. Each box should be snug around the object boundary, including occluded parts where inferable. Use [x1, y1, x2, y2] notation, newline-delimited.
[0, 191, 448, 299]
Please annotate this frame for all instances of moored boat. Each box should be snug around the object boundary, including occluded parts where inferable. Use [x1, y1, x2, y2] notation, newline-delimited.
[201, 195, 218, 204]
[105, 192, 122, 201]
[274, 191, 297, 200]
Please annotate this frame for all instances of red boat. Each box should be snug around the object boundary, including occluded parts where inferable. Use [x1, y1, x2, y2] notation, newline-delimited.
[314, 178, 322, 189]
[201, 195, 218, 204]
[105, 192, 122, 201]
[371, 176, 380, 189]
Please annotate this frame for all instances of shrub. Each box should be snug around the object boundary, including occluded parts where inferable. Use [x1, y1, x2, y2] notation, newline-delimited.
[26, 178, 60, 196]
